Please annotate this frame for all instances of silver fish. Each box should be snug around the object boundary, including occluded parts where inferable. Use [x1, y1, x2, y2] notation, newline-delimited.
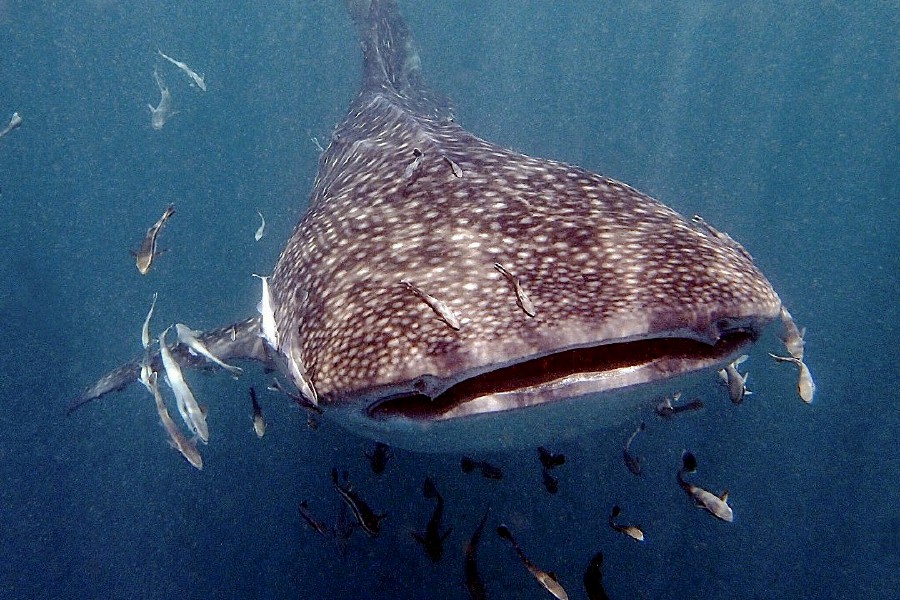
[768, 352, 815, 403]
[0, 111, 22, 139]
[718, 355, 751, 404]
[175, 322, 244, 377]
[134, 203, 175, 275]
[148, 372, 203, 470]
[159, 326, 208, 443]
[73, 0, 787, 453]
[142, 292, 158, 350]
[157, 49, 207, 91]
[608, 504, 644, 542]
[779, 306, 806, 360]
[497, 524, 569, 600]
[678, 452, 733, 522]
[254, 209, 266, 242]
[148, 69, 176, 130]
[250, 386, 265, 438]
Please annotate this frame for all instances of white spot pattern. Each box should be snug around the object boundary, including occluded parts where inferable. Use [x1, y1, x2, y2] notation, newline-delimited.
[270, 94, 780, 405]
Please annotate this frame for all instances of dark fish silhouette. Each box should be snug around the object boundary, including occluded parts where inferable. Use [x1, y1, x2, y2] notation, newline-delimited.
[71, 0, 785, 453]
[461, 456, 503, 480]
[583, 551, 610, 600]
[622, 422, 645, 476]
[538, 446, 566, 470]
[298, 500, 331, 538]
[464, 507, 490, 600]
[541, 467, 559, 495]
[654, 392, 704, 419]
[412, 477, 452, 562]
[331, 468, 386, 536]
[365, 442, 392, 474]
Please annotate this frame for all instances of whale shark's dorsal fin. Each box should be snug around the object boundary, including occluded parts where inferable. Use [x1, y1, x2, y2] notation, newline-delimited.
[346, 0, 451, 119]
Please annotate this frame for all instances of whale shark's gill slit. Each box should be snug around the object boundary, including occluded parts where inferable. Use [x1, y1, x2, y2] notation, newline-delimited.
[367, 331, 756, 421]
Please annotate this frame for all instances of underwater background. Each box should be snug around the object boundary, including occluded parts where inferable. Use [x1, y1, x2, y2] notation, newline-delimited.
[0, 1, 897, 598]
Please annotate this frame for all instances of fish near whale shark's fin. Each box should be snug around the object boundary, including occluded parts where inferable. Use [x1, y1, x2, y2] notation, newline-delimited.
[67, 317, 268, 414]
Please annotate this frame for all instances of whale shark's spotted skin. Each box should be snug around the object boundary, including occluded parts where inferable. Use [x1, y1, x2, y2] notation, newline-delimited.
[73, 0, 782, 449]
[269, 0, 780, 414]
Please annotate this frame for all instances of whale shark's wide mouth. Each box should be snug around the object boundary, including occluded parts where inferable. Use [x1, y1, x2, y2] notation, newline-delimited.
[366, 330, 755, 422]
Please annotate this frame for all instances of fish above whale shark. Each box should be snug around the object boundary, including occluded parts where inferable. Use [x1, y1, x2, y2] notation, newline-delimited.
[70, 0, 802, 452]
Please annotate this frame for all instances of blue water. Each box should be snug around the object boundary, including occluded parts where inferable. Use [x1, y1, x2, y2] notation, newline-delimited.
[1, 1, 897, 598]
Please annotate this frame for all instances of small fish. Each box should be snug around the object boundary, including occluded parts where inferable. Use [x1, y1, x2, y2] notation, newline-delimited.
[254, 209, 266, 241]
[608, 505, 644, 542]
[0, 111, 22, 139]
[148, 372, 203, 470]
[443, 155, 464, 178]
[252, 273, 279, 348]
[333, 500, 354, 557]
[655, 392, 704, 419]
[494, 262, 536, 317]
[541, 467, 559, 495]
[413, 477, 452, 562]
[157, 49, 207, 91]
[365, 442, 392, 474]
[250, 387, 265, 438]
[331, 468, 385, 537]
[403, 147, 424, 181]
[141, 292, 158, 350]
[478, 461, 503, 480]
[779, 306, 806, 360]
[497, 524, 569, 600]
[283, 332, 319, 407]
[464, 507, 490, 600]
[267, 377, 323, 416]
[718, 355, 751, 404]
[134, 203, 175, 275]
[298, 500, 331, 538]
[139, 293, 159, 392]
[148, 69, 177, 130]
[401, 280, 461, 330]
[159, 326, 208, 442]
[460, 456, 503, 480]
[175, 323, 244, 377]
[622, 421, 646, 476]
[537, 446, 566, 470]
[768, 352, 816, 403]
[677, 452, 734, 522]
[582, 552, 610, 600]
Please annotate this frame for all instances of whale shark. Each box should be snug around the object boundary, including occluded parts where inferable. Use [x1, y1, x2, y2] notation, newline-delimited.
[71, 0, 787, 451]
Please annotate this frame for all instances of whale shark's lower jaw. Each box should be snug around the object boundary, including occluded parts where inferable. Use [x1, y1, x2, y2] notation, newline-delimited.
[363, 328, 756, 423]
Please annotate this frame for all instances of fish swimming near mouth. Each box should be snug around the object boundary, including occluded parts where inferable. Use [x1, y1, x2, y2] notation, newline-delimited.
[71, 0, 787, 452]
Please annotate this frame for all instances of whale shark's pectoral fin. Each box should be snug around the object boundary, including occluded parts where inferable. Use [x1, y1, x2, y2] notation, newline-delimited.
[67, 316, 268, 414]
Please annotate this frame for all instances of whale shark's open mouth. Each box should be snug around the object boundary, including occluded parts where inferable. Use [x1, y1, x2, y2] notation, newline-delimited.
[366, 329, 755, 422]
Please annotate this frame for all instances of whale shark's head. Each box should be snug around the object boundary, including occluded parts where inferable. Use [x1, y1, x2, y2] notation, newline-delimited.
[269, 110, 779, 451]
[261, 0, 782, 452]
